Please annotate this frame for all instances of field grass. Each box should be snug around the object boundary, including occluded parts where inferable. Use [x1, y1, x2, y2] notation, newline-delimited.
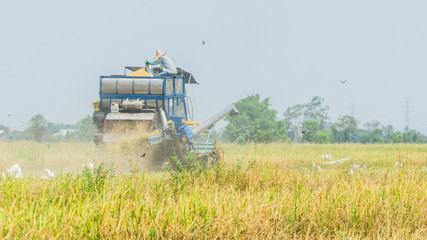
[0, 142, 426, 239]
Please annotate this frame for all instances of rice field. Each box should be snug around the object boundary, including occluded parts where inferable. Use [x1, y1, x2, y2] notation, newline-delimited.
[0, 142, 426, 239]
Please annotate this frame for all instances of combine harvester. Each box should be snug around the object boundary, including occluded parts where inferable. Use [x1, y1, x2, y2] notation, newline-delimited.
[92, 64, 237, 167]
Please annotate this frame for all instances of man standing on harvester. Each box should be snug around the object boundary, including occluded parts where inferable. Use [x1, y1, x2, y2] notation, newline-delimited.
[146, 49, 177, 77]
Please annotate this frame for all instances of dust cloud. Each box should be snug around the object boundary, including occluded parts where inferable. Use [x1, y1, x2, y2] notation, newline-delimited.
[0, 121, 176, 177]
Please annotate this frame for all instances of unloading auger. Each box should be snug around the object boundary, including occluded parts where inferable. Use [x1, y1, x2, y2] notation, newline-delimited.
[92, 65, 238, 165]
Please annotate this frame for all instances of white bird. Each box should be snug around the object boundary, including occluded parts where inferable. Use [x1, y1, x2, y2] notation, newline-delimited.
[312, 162, 322, 171]
[0, 130, 4, 134]
[362, 164, 367, 170]
[351, 162, 360, 169]
[82, 163, 94, 170]
[6, 164, 23, 178]
[45, 168, 54, 178]
[350, 169, 354, 175]
[322, 156, 351, 165]
[395, 162, 403, 168]
[320, 153, 332, 160]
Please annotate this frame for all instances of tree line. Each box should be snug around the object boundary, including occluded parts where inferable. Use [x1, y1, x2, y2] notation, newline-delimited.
[0, 114, 95, 142]
[1, 94, 425, 144]
[222, 94, 426, 144]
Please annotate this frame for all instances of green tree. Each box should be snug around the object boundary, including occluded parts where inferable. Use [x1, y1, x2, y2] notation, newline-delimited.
[224, 94, 288, 143]
[76, 115, 96, 142]
[382, 125, 394, 141]
[402, 131, 411, 143]
[335, 115, 358, 142]
[27, 114, 49, 142]
[412, 132, 419, 143]
[303, 96, 330, 129]
[330, 123, 343, 143]
[283, 103, 304, 141]
[302, 120, 318, 142]
[284, 96, 329, 142]
[314, 130, 331, 143]
[358, 131, 372, 143]
[362, 120, 384, 143]
[391, 133, 403, 143]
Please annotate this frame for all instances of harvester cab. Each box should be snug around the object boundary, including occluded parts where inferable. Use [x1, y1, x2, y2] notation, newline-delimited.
[92, 65, 237, 164]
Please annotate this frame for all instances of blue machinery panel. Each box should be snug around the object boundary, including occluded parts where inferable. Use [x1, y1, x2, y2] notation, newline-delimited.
[99, 75, 188, 120]
[99, 75, 193, 139]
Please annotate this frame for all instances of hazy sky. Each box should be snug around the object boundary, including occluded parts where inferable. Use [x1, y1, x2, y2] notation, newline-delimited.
[1, 0, 427, 133]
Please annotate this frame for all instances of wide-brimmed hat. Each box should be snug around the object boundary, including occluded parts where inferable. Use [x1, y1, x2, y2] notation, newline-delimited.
[154, 49, 166, 58]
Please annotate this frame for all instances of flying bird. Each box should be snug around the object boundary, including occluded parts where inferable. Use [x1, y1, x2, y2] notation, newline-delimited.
[202, 40, 205, 45]
[0, 130, 4, 134]
[340, 80, 348, 84]
[8, 114, 11, 117]
[301, 130, 307, 134]
[322, 156, 351, 164]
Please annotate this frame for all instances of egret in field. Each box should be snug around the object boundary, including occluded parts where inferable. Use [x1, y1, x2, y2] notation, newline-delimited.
[40, 168, 55, 179]
[6, 164, 23, 178]
[82, 163, 94, 170]
[312, 162, 322, 171]
[45, 168, 54, 178]
[320, 153, 332, 160]
[395, 162, 403, 168]
[322, 156, 351, 164]
[351, 162, 360, 169]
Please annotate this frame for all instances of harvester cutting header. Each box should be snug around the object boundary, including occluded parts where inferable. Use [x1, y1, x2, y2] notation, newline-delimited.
[92, 51, 237, 164]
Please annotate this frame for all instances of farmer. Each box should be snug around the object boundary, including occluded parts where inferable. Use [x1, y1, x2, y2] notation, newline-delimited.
[146, 50, 177, 77]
